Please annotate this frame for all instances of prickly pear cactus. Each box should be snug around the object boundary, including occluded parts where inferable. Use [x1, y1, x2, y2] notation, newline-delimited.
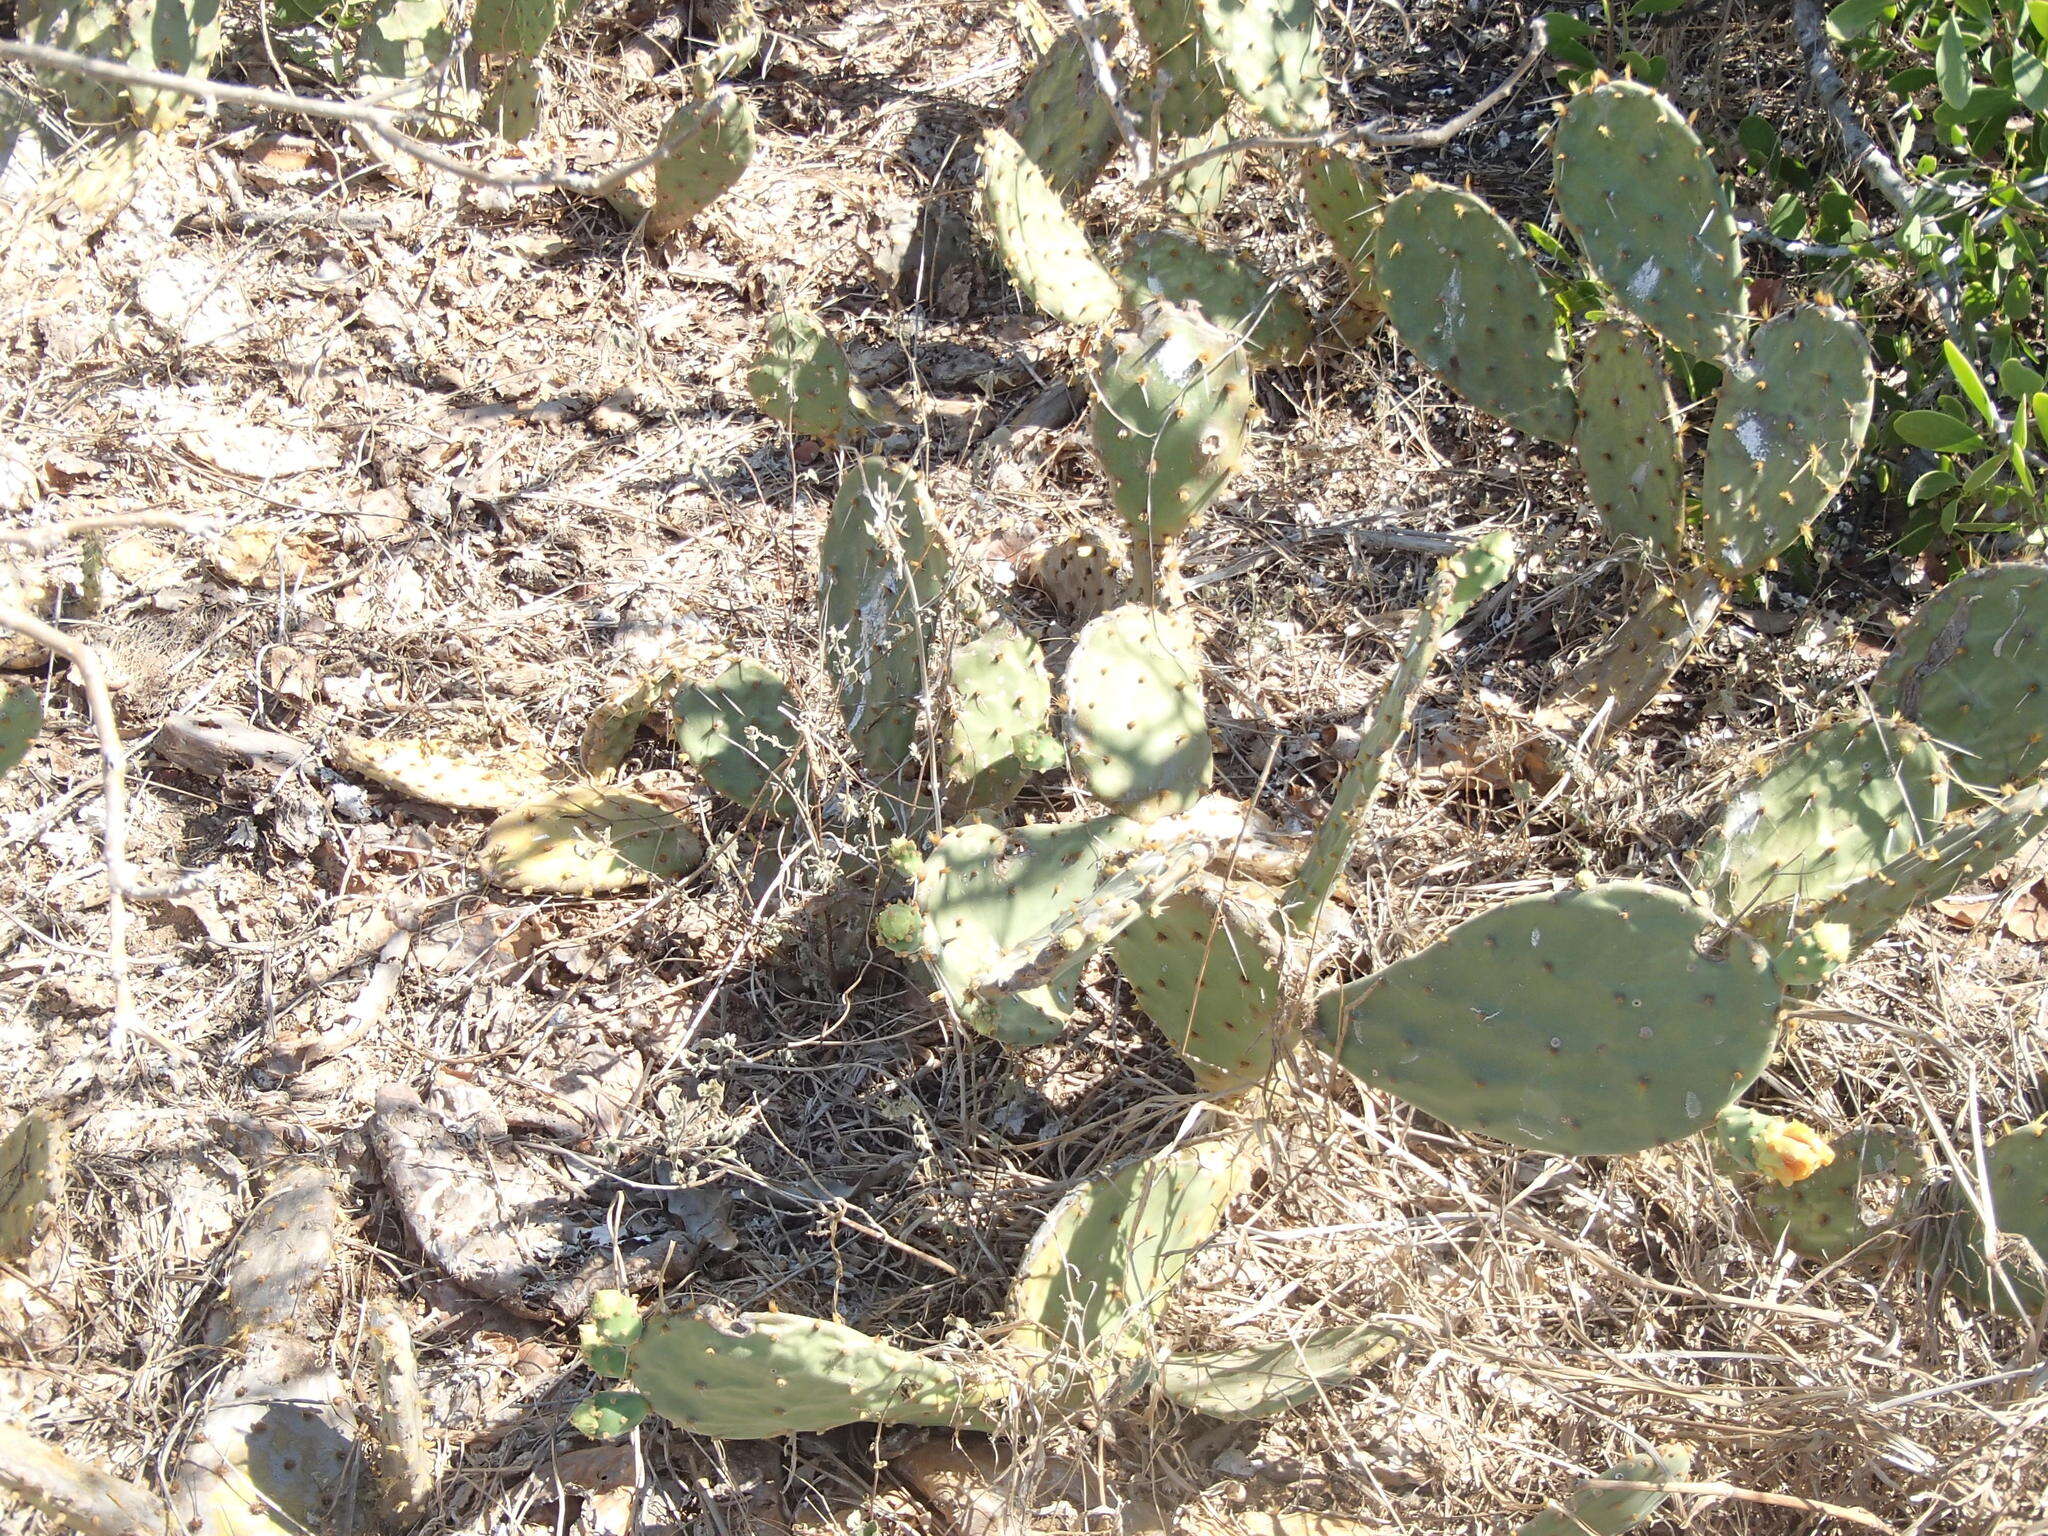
[820, 458, 955, 786]
[1161, 115, 1243, 224]
[1114, 878, 1287, 1091]
[351, 0, 462, 111]
[747, 308, 880, 444]
[1193, 0, 1328, 132]
[1022, 523, 1136, 621]
[1699, 304, 1873, 580]
[589, 1298, 1004, 1437]
[581, 654, 693, 778]
[1574, 323, 1684, 561]
[1006, 1137, 1252, 1385]
[1315, 883, 1783, 1156]
[330, 735, 557, 812]
[0, 1110, 65, 1261]
[1371, 182, 1576, 444]
[1301, 147, 1384, 323]
[1120, 231, 1312, 365]
[1131, 0, 1231, 138]
[672, 655, 807, 819]
[479, 783, 705, 892]
[1006, 18, 1126, 193]
[1742, 1126, 1918, 1260]
[1924, 1116, 2048, 1317]
[1064, 603, 1213, 821]
[470, 0, 578, 57]
[0, 684, 40, 779]
[1712, 1105, 1835, 1186]
[1517, 1447, 1694, 1536]
[1157, 1321, 1407, 1420]
[1873, 561, 2048, 790]
[1090, 302, 1254, 559]
[1553, 79, 1744, 363]
[943, 625, 1062, 813]
[608, 88, 757, 239]
[484, 58, 543, 141]
[1692, 716, 1953, 939]
[976, 126, 1123, 327]
[19, 0, 225, 128]
[1543, 566, 1725, 747]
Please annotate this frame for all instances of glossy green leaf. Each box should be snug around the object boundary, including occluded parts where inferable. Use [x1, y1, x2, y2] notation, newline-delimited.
[1894, 408, 1987, 451]
[1827, 0, 1894, 41]
[1944, 340, 1999, 426]
[1738, 114, 1780, 163]
[2014, 45, 2048, 109]
[2031, 0, 2048, 41]
[1908, 468, 1960, 503]
[1999, 358, 2045, 397]
[1938, 16, 1975, 106]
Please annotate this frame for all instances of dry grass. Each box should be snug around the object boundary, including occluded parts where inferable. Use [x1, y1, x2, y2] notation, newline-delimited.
[2, 2, 2046, 1533]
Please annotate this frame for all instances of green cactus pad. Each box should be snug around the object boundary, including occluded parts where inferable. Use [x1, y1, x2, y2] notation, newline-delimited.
[1926, 1117, 2048, 1317]
[746, 308, 879, 444]
[1120, 231, 1312, 365]
[820, 458, 954, 784]
[352, 0, 460, 107]
[1132, 0, 1232, 138]
[1161, 117, 1244, 223]
[1193, 0, 1329, 132]
[470, 0, 576, 56]
[21, 0, 225, 128]
[1006, 18, 1125, 192]
[479, 783, 705, 893]
[943, 624, 1061, 813]
[976, 126, 1122, 327]
[1693, 716, 1953, 938]
[1007, 1137, 1252, 1376]
[695, 0, 763, 82]
[1798, 782, 2048, 967]
[1158, 1321, 1407, 1420]
[1517, 1447, 1694, 1536]
[484, 58, 543, 141]
[1090, 302, 1253, 549]
[0, 684, 39, 779]
[673, 656, 807, 819]
[1115, 879, 1286, 1091]
[1302, 147, 1384, 320]
[570, 1391, 650, 1439]
[1371, 183, 1576, 444]
[1873, 562, 2048, 791]
[581, 1289, 645, 1378]
[608, 89, 757, 240]
[1314, 883, 1782, 1156]
[1553, 80, 1744, 362]
[1574, 323, 1685, 560]
[0, 1110, 65, 1261]
[1700, 304, 1873, 580]
[618, 1308, 1001, 1437]
[908, 815, 1146, 1045]
[1064, 603, 1213, 821]
[1745, 1126, 1918, 1260]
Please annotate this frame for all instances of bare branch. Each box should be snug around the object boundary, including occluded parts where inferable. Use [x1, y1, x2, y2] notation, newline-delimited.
[0, 511, 209, 555]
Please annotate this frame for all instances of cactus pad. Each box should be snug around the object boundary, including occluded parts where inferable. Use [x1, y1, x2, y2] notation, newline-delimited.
[608, 89, 756, 240]
[1745, 1126, 1918, 1260]
[0, 1111, 65, 1261]
[1161, 116, 1244, 223]
[20, 0, 225, 128]
[1927, 1116, 2048, 1317]
[484, 59, 543, 141]
[1371, 183, 1576, 444]
[746, 308, 879, 444]
[820, 458, 954, 784]
[1314, 883, 1783, 1156]
[976, 126, 1122, 327]
[1131, 0, 1232, 138]
[1064, 603, 1213, 821]
[1158, 1321, 1407, 1420]
[943, 624, 1061, 813]
[570, 1390, 650, 1439]
[1712, 1105, 1835, 1187]
[1553, 80, 1744, 362]
[1302, 147, 1384, 321]
[1022, 524, 1135, 620]
[1193, 0, 1328, 132]
[603, 1305, 1001, 1438]
[1090, 302, 1253, 548]
[1574, 323, 1685, 560]
[1693, 716, 1953, 937]
[1873, 561, 2048, 790]
[1115, 878, 1286, 1091]
[1007, 1137, 1252, 1378]
[331, 735, 557, 812]
[1700, 304, 1873, 580]
[0, 684, 39, 779]
[469, 0, 575, 57]
[672, 656, 807, 819]
[1006, 19, 1126, 192]
[1120, 230, 1312, 365]
[1517, 1447, 1694, 1536]
[479, 783, 704, 892]
[580, 656, 692, 778]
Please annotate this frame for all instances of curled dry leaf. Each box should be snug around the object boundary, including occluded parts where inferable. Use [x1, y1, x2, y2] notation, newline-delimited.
[208, 524, 329, 588]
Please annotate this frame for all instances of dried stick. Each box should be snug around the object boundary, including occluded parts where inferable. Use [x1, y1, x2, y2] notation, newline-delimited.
[0, 1423, 169, 1536]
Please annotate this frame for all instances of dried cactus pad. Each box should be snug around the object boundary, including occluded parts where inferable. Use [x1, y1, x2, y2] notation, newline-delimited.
[746, 308, 878, 444]
[330, 735, 557, 812]
[1748, 1126, 1918, 1260]
[1194, 0, 1329, 132]
[943, 624, 1061, 813]
[1553, 79, 1744, 362]
[1700, 304, 1873, 580]
[608, 1306, 1000, 1437]
[479, 783, 704, 892]
[1372, 182, 1576, 444]
[1007, 1137, 1253, 1371]
[0, 1111, 65, 1261]
[1064, 603, 1213, 821]
[1692, 715, 1953, 937]
[1158, 1321, 1407, 1420]
[1006, 17, 1125, 192]
[0, 684, 40, 779]
[1120, 230, 1313, 365]
[1315, 883, 1782, 1156]
[1114, 878, 1287, 1092]
[976, 126, 1122, 327]
[1516, 1446, 1694, 1536]
[1090, 302, 1254, 546]
[1574, 323, 1685, 561]
[1873, 561, 2048, 790]
[1929, 1116, 2048, 1317]
[672, 656, 807, 819]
